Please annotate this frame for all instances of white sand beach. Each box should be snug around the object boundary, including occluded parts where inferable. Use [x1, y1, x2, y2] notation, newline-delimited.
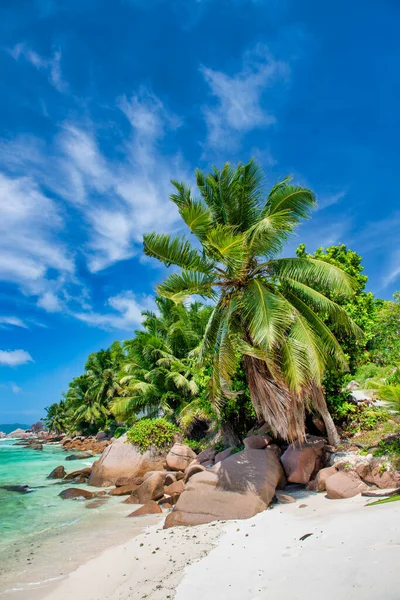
[39, 492, 400, 600]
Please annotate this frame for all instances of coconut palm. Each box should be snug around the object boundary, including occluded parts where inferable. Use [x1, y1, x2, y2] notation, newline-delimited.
[143, 160, 361, 444]
[111, 300, 212, 425]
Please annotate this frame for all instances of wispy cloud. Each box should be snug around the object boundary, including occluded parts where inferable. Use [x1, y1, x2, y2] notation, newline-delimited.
[72, 291, 156, 331]
[11, 383, 22, 394]
[201, 45, 289, 152]
[0, 88, 186, 317]
[9, 43, 68, 92]
[0, 350, 33, 367]
[0, 316, 28, 329]
[0, 172, 74, 311]
[317, 190, 347, 210]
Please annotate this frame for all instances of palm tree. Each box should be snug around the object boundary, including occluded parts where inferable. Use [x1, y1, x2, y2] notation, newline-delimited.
[143, 160, 361, 444]
[43, 401, 67, 433]
[67, 374, 111, 430]
[111, 302, 210, 422]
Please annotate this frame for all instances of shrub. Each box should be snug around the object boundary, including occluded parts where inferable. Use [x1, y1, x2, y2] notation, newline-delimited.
[126, 418, 177, 452]
[113, 426, 127, 439]
[372, 436, 400, 459]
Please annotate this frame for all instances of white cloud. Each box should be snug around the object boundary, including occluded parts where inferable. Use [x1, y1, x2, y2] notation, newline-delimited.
[10, 44, 68, 92]
[0, 316, 27, 329]
[11, 383, 22, 394]
[72, 291, 156, 331]
[201, 45, 289, 151]
[317, 190, 347, 211]
[0, 89, 186, 322]
[0, 350, 33, 367]
[37, 292, 63, 312]
[0, 172, 74, 307]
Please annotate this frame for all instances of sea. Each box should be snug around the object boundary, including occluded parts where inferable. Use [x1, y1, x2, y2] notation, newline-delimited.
[0, 439, 160, 599]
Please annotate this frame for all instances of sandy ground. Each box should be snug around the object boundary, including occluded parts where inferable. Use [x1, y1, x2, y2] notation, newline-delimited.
[40, 491, 400, 600]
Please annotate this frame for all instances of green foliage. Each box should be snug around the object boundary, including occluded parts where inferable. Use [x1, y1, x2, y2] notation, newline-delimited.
[370, 293, 400, 365]
[372, 436, 400, 458]
[113, 426, 127, 439]
[145, 160, 359, 442]
[126, 418, 178, 452]
[334, 403, 389, 434]
[366, 495, 400, 507]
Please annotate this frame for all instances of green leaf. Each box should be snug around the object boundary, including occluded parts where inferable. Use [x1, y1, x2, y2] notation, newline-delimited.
[269, 257, 356, 296]
[242, 279, 292, 349]
[143, 232, 214, 273]
[205, 224, 245, 270]
[157, 270, 217, 302]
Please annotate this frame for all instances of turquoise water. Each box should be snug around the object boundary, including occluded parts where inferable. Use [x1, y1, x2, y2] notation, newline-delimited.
[0, 439, 96, 550]
[0, 439, 162, 598]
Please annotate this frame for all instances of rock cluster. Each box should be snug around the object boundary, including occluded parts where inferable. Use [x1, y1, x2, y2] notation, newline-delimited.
[63, 436, 111, 455]
[88, 434, 166, 486]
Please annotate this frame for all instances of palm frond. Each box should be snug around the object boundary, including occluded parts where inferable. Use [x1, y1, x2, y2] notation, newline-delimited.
[157, 270, 217, 302]
[242, 279, 292, 349]
[268, 257, 356, 295]
[143, 232, 214, 273]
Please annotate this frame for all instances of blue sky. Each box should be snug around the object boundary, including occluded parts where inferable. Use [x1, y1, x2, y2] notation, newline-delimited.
[0, 0, 399, 424]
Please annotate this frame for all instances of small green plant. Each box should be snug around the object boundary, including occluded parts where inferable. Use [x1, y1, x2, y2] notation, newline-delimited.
[184, 438, 208, 453]
[113, 426, 127, 438]
[372, 436, 400, 459]
[126, 418, 178, 452]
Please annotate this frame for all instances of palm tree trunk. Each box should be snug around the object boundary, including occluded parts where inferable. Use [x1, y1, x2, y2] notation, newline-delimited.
[243, 354, 306, 442]
[311, 384, 340, 446]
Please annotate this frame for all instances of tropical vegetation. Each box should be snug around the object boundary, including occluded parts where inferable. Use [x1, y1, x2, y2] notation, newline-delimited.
[44, 160, 400, 453]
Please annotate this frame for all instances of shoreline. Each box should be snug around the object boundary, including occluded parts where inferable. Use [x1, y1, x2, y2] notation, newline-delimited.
[24, 490, 400, 600]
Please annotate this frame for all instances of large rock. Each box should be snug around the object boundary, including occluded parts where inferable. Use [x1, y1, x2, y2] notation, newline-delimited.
[325, 472, 368, 499]
[109, 483, 140, 496]
[164, 448, 285, 528]
[48, 465, 67, 479]
[314, 466, 338, 492]
[214, 447, 234, 464]
[59, 487, 94, 500]
[128, 501, 162, 516]
[65, 452, 93, 461]
[88, 435, 166, 487]
[166, 444, 197, 471]
[356, 462, 400, 490]
[64, 468, 92, 482]
[164, 480, 185, 495]
[244, 434, 272, 450]
[115, 476, 144, 488]
[123, 472, 165, 504]
[190, 448, 217, 465]
[281, 436, 325, 485]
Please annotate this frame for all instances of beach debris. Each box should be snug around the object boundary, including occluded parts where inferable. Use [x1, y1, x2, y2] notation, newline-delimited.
[299, 533, 313, 541]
